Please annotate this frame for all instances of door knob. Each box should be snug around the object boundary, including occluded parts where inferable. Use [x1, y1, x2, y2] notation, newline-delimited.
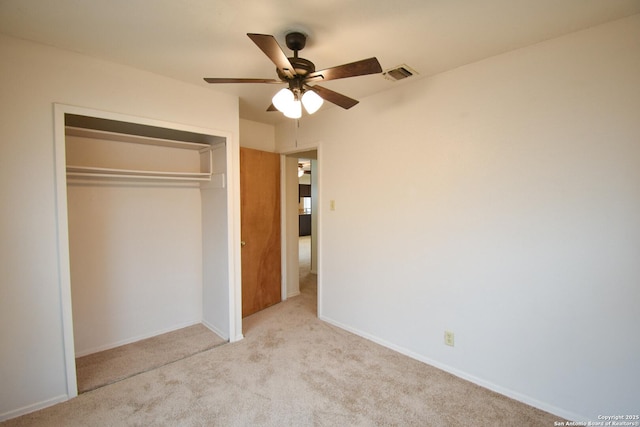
[241, 240, 246, 247]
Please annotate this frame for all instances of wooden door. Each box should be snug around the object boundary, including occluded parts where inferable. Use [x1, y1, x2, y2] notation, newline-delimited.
[240, 147, 281, 317]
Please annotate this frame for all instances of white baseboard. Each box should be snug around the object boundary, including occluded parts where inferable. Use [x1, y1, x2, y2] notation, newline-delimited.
[287, 290, 301, 299]
[0, 394, 68, 422]
[319, 315, 586, 423]
[201, 319, 228, 341]
[74, 319, 201, 357]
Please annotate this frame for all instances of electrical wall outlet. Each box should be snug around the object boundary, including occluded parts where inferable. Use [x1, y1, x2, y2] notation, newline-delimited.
[444, 330, 455, 347]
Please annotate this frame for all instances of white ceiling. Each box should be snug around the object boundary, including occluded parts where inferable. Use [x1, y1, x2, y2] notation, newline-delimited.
[1, 0, 639, 125]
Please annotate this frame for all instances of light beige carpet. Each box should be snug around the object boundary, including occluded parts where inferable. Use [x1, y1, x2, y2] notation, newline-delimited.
[3, 241, 560, 426]
[76, 323, 227, 393]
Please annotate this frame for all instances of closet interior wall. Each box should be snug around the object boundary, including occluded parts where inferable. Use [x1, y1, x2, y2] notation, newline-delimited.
[65, 116, 227, 357]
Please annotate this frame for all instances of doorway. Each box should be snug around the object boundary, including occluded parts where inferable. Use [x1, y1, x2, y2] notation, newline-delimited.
[284, 149, 319, 314]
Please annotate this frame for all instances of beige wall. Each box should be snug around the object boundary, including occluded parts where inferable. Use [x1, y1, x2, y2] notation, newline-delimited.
[0, 34, 239, 419]
[276, 15, 640, 420]
[240, 118, 276, 151]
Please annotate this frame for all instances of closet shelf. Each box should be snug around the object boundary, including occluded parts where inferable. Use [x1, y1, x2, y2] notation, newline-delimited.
[65, 126, 212, 151]
[65, 125, 216, 183]
[66, 165, 212, 181]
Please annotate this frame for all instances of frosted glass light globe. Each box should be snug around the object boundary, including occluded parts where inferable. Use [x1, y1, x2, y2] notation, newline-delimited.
[272, 88, 294, 112]
[283, 100, 302, 119]
[302, 90, 324, 114]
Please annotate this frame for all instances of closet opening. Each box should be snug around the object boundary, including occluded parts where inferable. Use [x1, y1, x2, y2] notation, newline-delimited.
[54, 104, 239, 397]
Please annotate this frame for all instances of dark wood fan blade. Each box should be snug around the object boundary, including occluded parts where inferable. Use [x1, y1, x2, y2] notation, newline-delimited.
[267, 103, 278, 112]
[204, 78, 282, 84]
[305, 57, 382, 82]
[247, 33, 296, 79]
[306, 84, 359, 109]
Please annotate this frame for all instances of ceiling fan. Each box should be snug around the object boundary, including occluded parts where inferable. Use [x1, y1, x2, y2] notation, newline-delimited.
[204, 32, 383, 118]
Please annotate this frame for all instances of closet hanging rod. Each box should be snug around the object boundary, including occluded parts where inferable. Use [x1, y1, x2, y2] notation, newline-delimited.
[66, 165, 212, 181]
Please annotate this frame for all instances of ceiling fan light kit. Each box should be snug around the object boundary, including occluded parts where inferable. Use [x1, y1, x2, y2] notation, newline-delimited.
[301, 90, 324, 114]
[272, 87, 298, 117]
[204, 31, 383, 119]
[272, 86, 322, 118]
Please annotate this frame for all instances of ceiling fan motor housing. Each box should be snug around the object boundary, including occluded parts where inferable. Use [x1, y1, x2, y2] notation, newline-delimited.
[275, 32, 316, 80]
[277, 57, 315, 80]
